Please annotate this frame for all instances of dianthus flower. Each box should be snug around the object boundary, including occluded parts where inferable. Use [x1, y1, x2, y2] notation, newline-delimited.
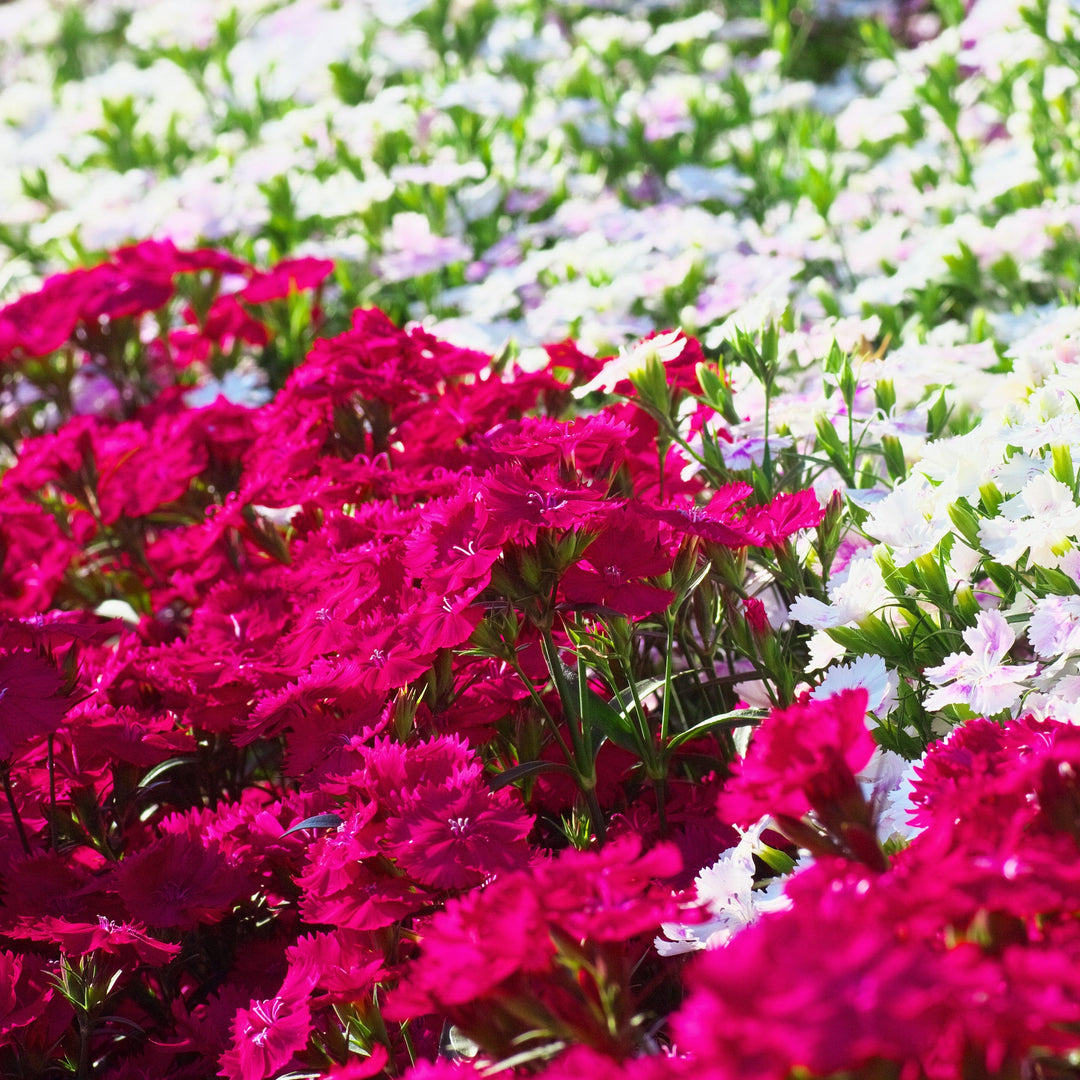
[218, 972, 314, 1080]
[0, 649, 73, 759]
[923, 609, 1037, 717]
[718, 689, 875, 826]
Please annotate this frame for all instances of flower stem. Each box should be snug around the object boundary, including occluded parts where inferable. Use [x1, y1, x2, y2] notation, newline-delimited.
[1, 765, 31, 856]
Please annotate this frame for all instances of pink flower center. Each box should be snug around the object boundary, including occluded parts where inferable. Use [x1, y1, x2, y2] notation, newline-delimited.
[447, 816, 472, 836]
[603, 564, 624, 587]
[246, 998, 283, 1046]
[526, 491, 566, 513]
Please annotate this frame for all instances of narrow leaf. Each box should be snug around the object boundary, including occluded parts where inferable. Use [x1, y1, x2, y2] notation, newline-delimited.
[665, 708, 765, 751]
[281, 813, 343, 838]
[489, 760, 577, 791]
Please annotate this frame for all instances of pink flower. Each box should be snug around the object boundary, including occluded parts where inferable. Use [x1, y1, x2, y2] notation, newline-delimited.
[383, 784, 532, 890]
[239, 257, 333, 304]
[718, 688, 876, 826]
[218, 973, 313, 1080]
[385, 873, 554, 1019]
[480, 464, 612, 544]
[560, 506, 676, 618]
[0, 649, 73, 760]
[115, 832, 252, 929]
[924, 609, 1037, 716]
[745, 488, 825, 546]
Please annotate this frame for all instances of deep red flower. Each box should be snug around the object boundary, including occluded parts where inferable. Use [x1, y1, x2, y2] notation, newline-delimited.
[296, 804, 418, 931]
[560, 505, 675, 617]
[641, 481, 764, 547]
[479, 464, 612, 544]
[535, 835, 683, 942]
[745, 488, 825, 545]
[401, 488, 503, 593]
[286, 929, 386, 1001]
[717, 688, 875, 827]
[385, 874, 555, 1018]
[320, 1045, 390, 1079]
[114, 832, 252, 929]
[6, 915, 181, 964]
[0, 649, 73, 759]
[68, 705, 196, 771]
[0, 949, 69, 1052]
[383, 784, 532, 890]
[217, 972, 314, 1080]
[239, 257, 334, 303]
[399, 588, 486, 654]
[198, 294, 270, 348]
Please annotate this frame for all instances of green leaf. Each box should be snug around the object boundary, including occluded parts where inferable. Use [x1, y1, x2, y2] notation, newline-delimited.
[696, 361, 728, 412]
[137, 756, 197, 789]
[665, 708, 765, 752]
[580, 685, 642, 754]
[756, 843, 797, 875]
[926, 390, 950, 439]
[280, 813, 343, 838]
[489, 760, 577, 791]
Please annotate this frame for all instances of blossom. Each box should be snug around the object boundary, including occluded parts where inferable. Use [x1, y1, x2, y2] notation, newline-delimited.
[382, 784, 533, 890]
[115, 832, 252, 929]
[642, 481, 764, 548]
[861, 476, 952, 566]
[811, 654, 898, 720]
[0, 649, 73, 760]
[238, 256, 333, 303]
[788, 549, 891, 630]
[217, 973, 313, 1080]
[656, 819, 791, 955]
[479, 464, 611, 543]
[0, 950, 65, 1051]
[923, 609, 1037, 716]
[378, 213, 472, 282]
[1028, 594, 1080, 658]
[559, 505, 676, 617]
[717, 688, 878, 834]
[285, 930, 385, 1000]
[385, 874, 555, 1018]
[5, 916, 181, 965]
[574, 329, 686, 397]
[744, 489, 824, 546]
[978, 472, 1080, 568]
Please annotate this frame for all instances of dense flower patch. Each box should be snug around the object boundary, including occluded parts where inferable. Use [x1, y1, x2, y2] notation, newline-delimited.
[4, 0, 1080, 1078]
[0, 235, 1079, 1080]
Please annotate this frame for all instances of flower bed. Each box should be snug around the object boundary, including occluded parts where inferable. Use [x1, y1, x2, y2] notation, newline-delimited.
[2, 1, 1080, 1078]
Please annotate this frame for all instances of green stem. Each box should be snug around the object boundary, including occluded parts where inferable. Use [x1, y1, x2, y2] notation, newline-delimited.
[48, 736, 57, 854]
[508, 654, 575, 767]
[1, 766, 31, 856]
[660, 615, 675, 744]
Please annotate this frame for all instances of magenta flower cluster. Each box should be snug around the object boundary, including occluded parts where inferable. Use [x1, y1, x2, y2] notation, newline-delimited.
[0, 243, 1074, 1080]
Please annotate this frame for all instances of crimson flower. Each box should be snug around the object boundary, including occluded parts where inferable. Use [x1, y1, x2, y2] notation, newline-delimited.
[718, 688, 875, 828]
[238, 257, 334, 304]
[385, 874, 555, 1018]
[560, 506, 675, 617]
[479, 465, 612, 544]
[641, 482, 764, 547]
[383, 784, 533, 890]
[0, 949, 67, 1051]
[319, 1046, 389, 1079]
[0, 649, 72, 760]
[402, 489, 503, 592]
[286, 929, 386, 1000]
[217, 972, 313, 1080]
[296, 805, 418, 931]
[745, 488, 825, 545]
[6, 915, 180, 964]
[114, 832, 252, 929]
